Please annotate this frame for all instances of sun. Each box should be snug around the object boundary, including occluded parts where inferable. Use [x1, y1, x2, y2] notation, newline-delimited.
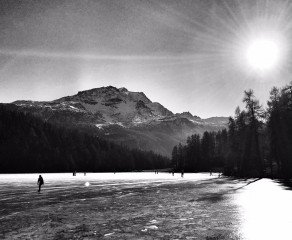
[245, 38, 281, 71]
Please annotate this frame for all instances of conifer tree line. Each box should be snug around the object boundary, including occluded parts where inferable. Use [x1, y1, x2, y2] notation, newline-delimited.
[172, 82, 292, 178]
[0, 104, 169, 173]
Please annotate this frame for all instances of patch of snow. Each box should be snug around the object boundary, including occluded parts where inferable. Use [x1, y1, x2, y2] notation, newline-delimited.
[149, 219, 158, 224]
[95, 124, 105, 129]
[190, 119, 203, 124]
[69, 105, 78, 110]
[115, 122, 125, 127]
[145, 225, 158, 230]
[104, 232, 114, 237]
[95, 122, 125, 129]
[132, 116, 146, 124]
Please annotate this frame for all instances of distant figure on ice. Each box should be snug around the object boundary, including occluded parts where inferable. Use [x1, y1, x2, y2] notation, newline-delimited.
[37, 175, 44, 193]
[84, 172, 86, 176]
[181, 170, 184, 178]
[172, 171, 174, 176]
[73, 171, 76, 176]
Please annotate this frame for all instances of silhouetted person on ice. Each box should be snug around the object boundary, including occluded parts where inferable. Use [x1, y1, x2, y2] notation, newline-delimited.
[181, 170, 184, 178]
[37, 175, 44, 193]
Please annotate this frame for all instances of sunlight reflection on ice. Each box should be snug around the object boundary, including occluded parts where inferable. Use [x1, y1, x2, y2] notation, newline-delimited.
[236, 179, 292, 240]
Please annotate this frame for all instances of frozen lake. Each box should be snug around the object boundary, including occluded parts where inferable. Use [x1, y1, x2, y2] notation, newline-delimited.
[1, 172, 292, 239]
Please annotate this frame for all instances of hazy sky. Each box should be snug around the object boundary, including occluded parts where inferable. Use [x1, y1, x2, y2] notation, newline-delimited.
[1, 0, 292, 118]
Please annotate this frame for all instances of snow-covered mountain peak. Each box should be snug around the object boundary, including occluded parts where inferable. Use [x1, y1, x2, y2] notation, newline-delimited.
[14, 86, 175, 126]
[66, 86, 151, 105]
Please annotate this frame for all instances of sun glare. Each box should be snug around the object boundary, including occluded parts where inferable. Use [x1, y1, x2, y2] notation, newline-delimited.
[245, 38, 281, 71]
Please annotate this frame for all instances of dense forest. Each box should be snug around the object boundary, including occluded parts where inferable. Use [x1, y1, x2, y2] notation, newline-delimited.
[172, 82, 292, 179]
[0, 104, 169, 173]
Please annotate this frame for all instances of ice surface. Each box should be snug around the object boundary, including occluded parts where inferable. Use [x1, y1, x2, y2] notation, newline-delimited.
[0, 173, 292, 239]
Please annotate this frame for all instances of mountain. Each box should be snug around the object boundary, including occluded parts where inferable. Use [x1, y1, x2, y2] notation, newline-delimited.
[11, 86, 228, 156]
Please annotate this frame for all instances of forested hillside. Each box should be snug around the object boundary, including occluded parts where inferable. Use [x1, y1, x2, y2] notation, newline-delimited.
[0, 104, 169, 173]
[172, 82, 292, 179]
